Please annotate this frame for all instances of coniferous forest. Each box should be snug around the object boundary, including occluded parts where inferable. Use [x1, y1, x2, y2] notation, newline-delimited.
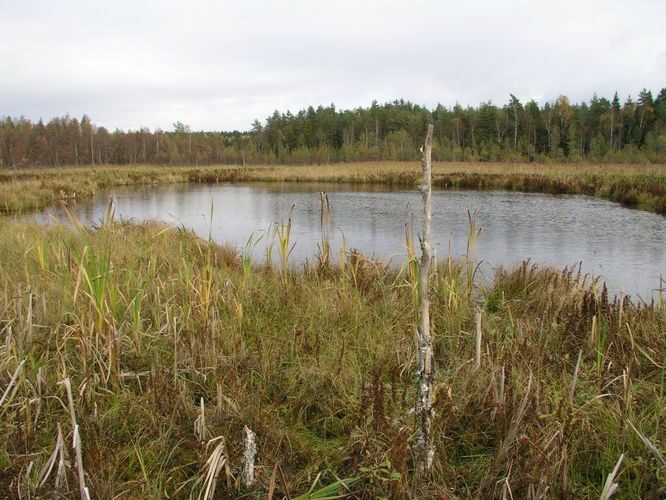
[2, 88, 665, 168]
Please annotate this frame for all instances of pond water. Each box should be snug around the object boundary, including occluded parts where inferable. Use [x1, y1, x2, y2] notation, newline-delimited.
[28, 182, 666, 301]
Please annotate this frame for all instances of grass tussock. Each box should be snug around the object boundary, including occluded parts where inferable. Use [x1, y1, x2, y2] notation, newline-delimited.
[0, 219, 663, 498]
[1, 161, 666, 214]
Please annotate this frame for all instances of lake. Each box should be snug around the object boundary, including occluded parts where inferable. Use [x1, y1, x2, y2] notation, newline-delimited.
[28, 182, 666, 301]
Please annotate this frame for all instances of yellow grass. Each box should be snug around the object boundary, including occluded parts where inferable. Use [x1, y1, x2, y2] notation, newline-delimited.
[1, 162, 665, 213]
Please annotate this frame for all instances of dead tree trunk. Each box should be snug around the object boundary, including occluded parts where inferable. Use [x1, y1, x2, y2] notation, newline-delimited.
[416, 123, 435, 473]
[241, 426, 256, 489]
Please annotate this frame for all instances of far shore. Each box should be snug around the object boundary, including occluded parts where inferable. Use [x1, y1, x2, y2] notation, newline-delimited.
[1, 161, 665, 214]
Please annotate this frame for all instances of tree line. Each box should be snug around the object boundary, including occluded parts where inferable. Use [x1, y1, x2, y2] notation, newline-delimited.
[2, 88, 665, 168]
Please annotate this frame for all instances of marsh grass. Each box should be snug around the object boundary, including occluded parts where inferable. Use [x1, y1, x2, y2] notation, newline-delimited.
[0, 217, 663, 498]
[2, 161, 666, 214]
[274, 207, 295, 282]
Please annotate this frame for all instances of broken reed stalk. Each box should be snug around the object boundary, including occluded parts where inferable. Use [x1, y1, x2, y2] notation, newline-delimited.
[36, 422, 66, 489]
[59, 377, 89, 500]
[195, 397, 206, 443]
[475, 308, 482, 370]
[198, 436, 232, 499]
[0, 359, 25, 411]
[627, 420, 666, 467]
[600, 453, 625, 500]
[415, 123, 435, 474]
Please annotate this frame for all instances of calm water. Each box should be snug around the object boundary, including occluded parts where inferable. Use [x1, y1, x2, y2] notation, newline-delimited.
[29, 183, 666, 300]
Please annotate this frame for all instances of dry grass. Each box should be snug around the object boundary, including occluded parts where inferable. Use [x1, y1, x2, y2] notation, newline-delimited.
[1, 161, 666, 213]
[0, 218, 663, 498]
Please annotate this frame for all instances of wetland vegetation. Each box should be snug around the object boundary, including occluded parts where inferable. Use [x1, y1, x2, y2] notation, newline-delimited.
[0, 104, 665, 497]
[0, 215, 664, 498]
[1, 161, 666, 215]
[0, 163, 664, 496]
[2, 3, 664, 498]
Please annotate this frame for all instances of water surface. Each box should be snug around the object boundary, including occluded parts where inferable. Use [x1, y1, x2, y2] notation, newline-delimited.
[29, 182, 666, 300]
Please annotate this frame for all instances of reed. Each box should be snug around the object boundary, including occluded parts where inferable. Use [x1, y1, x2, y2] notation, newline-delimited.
[466, 208, 482, 299]
[241, 232, 263, 282]
[316, 192, 332, 270]
[403, 220, 420, 302]
[274, 207, 295, 282]
[0, 218, 663, 497]
[2, 161, 666, 213]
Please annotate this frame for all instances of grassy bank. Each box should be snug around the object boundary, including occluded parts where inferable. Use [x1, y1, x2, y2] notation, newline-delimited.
[0, 218, 664, 498]
[1, 162, 666, 214]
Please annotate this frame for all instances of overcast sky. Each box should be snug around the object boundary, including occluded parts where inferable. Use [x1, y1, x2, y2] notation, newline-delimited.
[1, 0, 664, 132]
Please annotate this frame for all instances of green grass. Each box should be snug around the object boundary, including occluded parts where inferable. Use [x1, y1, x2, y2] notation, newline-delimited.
[0, 217, 663, 498]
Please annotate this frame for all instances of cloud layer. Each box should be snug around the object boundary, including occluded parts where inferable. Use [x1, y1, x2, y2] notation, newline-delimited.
[1, 0, 664, 131]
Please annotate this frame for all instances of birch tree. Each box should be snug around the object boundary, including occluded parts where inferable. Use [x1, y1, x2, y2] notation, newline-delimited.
[415, 123, 435, 473]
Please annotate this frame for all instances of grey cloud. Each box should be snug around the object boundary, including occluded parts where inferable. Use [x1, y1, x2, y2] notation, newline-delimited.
[1, 0, 664, 131]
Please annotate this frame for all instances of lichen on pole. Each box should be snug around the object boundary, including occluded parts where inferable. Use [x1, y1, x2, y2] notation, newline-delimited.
[415, 123, 435, 473]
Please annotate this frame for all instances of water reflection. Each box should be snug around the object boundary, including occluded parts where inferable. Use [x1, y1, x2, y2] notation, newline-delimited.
[27, 182, 666, 301]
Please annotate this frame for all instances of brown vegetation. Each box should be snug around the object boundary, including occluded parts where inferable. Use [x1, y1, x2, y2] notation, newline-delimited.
[0, 216, 663, 497]
[1, 162, 666, 214]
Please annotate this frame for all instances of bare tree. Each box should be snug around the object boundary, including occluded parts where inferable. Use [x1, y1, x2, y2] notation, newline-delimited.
[415, 123, 435, 473]
[509, 94, 521, 149]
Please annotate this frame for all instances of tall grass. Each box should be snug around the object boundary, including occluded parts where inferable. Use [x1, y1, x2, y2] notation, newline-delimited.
[274, 207, 295, 282]
[0, 218, 663, 497]
[2, 162, 666, 213]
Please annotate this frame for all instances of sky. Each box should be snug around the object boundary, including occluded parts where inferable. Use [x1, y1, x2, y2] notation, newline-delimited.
[1, 0, 665, 132]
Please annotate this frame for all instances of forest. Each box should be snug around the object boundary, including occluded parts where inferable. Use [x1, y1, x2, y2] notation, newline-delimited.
[1, 88, 665, 168]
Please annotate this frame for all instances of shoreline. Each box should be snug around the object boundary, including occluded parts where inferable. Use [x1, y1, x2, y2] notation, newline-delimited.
[1, 161, 665, 215]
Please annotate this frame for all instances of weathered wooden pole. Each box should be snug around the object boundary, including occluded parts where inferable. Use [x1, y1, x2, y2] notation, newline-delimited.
[416, 123, 435, 473]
